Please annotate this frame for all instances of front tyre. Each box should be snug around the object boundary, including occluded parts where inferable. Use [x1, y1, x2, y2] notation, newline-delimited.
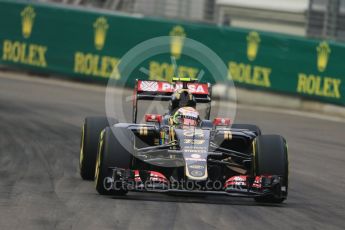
[79, 117, 117, 180]
[95, 127, 133, 195]
[253, 135, 288, 203]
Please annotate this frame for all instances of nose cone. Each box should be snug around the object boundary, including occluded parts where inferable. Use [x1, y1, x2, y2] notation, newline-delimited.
[185, 161, 208, 181]
[174, 128, 210, 181]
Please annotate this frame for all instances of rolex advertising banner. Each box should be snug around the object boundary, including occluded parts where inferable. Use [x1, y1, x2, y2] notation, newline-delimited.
[0, 0, 345, 105]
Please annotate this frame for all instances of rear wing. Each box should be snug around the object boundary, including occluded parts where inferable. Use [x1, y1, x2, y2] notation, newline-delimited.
[132, 80, 212, 123]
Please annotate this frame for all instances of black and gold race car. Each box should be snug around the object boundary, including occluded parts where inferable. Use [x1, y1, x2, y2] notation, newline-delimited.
[79, 78, 289, 203]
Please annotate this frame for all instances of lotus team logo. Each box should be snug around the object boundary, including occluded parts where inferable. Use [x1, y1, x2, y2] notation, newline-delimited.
[93, 17, 109, 50]
[169, 26, 186, 59]
[21, 6, 35, 39]
[246, 31, 260, 61]
[316, 41, 331, 72]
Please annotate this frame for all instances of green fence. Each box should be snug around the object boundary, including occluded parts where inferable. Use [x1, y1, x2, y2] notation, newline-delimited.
[1, 0, 345, 105]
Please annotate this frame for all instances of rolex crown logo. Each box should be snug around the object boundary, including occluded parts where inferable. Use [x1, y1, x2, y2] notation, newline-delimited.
[246, 31, 260, 61]
[170, 26, 186, 59]
[94, 17, 109, 50]
[21, 6, 36, 39]
[316, 41, 331, 72]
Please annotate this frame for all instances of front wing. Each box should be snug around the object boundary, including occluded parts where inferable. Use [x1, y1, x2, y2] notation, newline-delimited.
[103, 168, 286, 199]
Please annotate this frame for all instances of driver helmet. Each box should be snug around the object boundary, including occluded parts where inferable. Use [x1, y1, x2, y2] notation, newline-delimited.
[172, 107, 200, 126]
[169, 89, 197, 114]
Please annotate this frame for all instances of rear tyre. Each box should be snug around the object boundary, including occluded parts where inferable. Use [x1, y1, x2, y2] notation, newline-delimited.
[95, 127, 133, 195]
[231, 124, 262, 136]
[79, 117, 118, 180]
[253, 135, 288, 203]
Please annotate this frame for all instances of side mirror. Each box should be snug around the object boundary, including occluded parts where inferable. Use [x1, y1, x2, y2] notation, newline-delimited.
[145, 114, 162, 123]
[213, 117, 231, 126]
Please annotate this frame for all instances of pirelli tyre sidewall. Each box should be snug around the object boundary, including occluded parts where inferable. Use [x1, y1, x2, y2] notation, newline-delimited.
[95, 127, 133, 195]
[253, 134, 288, 203]
[79, 117, 117, 180]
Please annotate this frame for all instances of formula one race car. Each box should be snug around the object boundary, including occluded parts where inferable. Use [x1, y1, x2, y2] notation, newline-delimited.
[79, 78, 289, 203]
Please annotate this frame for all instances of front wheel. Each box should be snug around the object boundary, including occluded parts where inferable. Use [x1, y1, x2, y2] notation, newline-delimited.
[79, 117, 118, 180]
[95, 127, 134, 195]
[253, 135, 288, 203]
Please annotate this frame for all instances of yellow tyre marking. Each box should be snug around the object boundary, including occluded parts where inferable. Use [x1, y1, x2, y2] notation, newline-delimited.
[252, 139, 257, 176]
[79, 124, 85, 169]
[285, 142, 289, 183]
[94, 130, 105, 187]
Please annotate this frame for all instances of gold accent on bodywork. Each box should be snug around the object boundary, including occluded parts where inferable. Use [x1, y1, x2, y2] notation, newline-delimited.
[169, 126, 175, 143]
[224, 131, 232, 140]
[139, 126, 148, 136]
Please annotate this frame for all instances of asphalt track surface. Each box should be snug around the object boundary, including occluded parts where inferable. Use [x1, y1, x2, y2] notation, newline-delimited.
[0, 72, 344, 230]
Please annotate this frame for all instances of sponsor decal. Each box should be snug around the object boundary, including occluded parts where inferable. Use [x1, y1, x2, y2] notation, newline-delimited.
[185, 158, 206, 162]
[21, 6, 35, 39]
[213, 117, 231, 126]
[246, 31, 260, 61]
[184, 149, 205, 153]
[73, 17, 120, 79]
[74, 51, 120, 79]
[74, 52, 120, 78]
[227, 31, 271, 88]
[1, 6, 48, 68]
[177, 84, 207, 93]
[185, 161, 207, 179]
[189, 164, 205, 170]
[2, 40, 47, 67]
[225, 175, 264, 190]
[183, 129, 204, 137]
[228, 62, 271, 88]
[169, 26, 186, 59]
[297, 74, 341, 99]
[296, 42, 342, 99]
[190, 146, 207, 150]
[184, 139, 205, 144]
[191, 154, 201, 159]
[317, 41, 331, 72]
[140, 81, 158, 91]
[137, 80, 208, 94]
[190, 170, 204, 177]
[94, 17, 109, 50]
[148, 62, 199, 86]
